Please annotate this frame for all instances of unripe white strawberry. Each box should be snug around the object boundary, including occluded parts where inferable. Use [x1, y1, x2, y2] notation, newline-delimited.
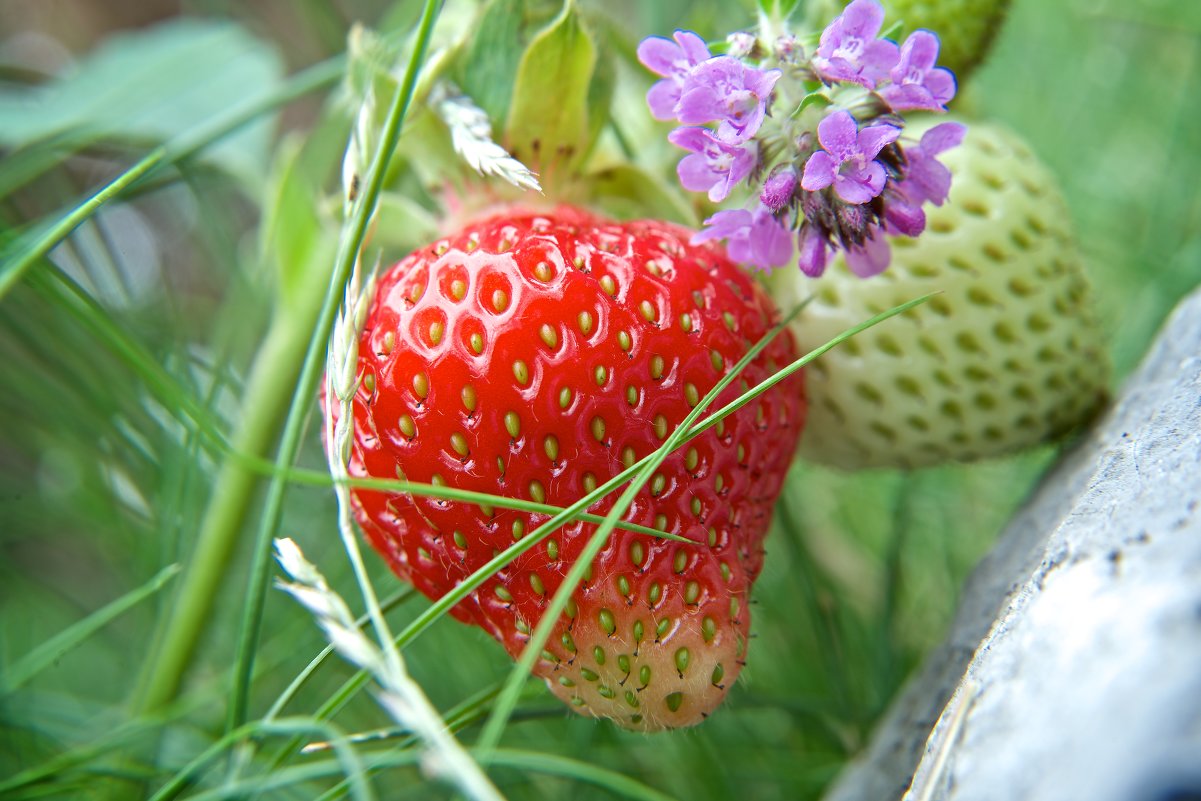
[772, 119, 1108, 470]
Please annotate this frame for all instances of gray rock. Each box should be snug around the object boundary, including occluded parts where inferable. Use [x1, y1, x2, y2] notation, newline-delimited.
[825, 287, 1201, 801]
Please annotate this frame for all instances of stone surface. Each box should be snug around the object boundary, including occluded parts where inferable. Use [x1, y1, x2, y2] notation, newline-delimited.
[824, 287, 1201, 801]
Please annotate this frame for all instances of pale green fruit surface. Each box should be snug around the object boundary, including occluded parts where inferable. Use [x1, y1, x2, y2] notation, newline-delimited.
[773, 120, 1108, 470]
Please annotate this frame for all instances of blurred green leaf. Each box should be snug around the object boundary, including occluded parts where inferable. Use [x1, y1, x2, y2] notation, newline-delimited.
[505, 0, 597, 180]
[759, 0, 804, 20]
[580, 163, 698, 225]
[344, 24, 403, 107]
[457, 0, 525, 124]
[584, 24, 618, 161]
[0, 20, 283, 185]
[261, 135, 337, 316]
[373, 192, 441, 253]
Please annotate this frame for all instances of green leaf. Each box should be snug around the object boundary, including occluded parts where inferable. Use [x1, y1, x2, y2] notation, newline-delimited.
[373, 192, 441, 253]
[796, 89, 832, 116]
[0, 19, 283, 185]
[580, 164, 698, 226]
[260, 135, 337, 318]
[345, 24, 403, 106]
[456, 0, 525, 124]
[584, 27, 618, 161]
[505, 0, 597, 180]
[396, 107, 471, 192]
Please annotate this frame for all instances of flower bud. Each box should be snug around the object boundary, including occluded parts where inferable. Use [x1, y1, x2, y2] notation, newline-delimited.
[726, 31, 758, 59]
[760, 171, 797, 212]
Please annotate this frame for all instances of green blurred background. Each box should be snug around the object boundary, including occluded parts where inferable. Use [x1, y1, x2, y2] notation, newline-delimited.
[1, 0, 1198, 798]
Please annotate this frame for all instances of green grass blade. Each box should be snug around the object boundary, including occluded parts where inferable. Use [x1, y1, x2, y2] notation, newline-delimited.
[481, 750, 678, 801]
[26, 265, 229, 446]
[145, 718, 370, 801]
[174, 747, 676, 801]
[264, 588, 415, 722]
[2, 564, 180, 693]
[0, 151, 162, 299]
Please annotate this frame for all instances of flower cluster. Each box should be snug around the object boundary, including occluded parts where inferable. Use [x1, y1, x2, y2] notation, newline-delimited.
[638, 0, 966, 278]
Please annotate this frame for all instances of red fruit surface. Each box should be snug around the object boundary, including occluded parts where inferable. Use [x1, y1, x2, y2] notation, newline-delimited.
[344, 206, 804, 730]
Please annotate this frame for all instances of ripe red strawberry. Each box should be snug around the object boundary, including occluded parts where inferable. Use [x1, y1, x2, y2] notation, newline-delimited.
[342, 205, 804, 730]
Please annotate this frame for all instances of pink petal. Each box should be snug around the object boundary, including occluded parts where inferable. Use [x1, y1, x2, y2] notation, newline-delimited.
[750, 68, 783, 98]
[921, 122, 967, 155]
[880, 83, 939, 112]
[801, 150, 837, 191]
[857, 123, 901, 160]
[841, 0, 885, 39]
[646, 81, 681, 120]
[667, 126, 709, 152]
[834, 161, 885, 204]
[885, 196, 926, 237]
[899, 30, 941, 74]
[676, 85, 725, 125]
[797, 227, 829, 277]
[637, 37, 683, 77]
[846, 233, 891, 277]
[862, 39, 900, 83]
[677, 153, 719, 195]
[911, 158, 952, 205]
[817, 110, 859, 160]
[694, 209, 752, 244]
[925, 68, 957, 106]
[674, 30, 711, 64]
[751, 212, 794, 271]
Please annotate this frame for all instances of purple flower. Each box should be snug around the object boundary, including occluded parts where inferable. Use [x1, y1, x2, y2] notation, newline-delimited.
[879, 31, 957, 112]
[693, 206, 794, 273]
[801, 110, 901, 204]
[760, 170, 797, 211]
[899, 121, 967, 206]
[797, 226, 831, 277]
[845, 226, 892, 278]
[638, 31, 712, 121]
[676, 57, 781, 143]
[812, 0, 900, 89]
[668, 127, 757, 202]
[883, 189, 926, 237]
